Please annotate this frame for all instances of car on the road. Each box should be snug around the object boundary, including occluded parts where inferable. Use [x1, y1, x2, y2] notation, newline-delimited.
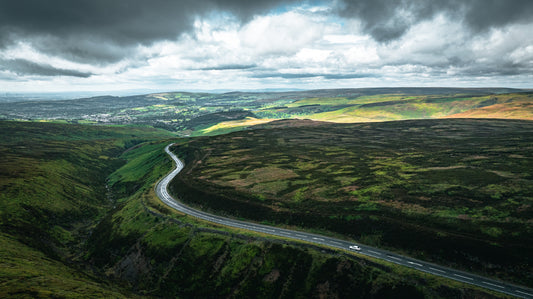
[349, 245, 361, 251]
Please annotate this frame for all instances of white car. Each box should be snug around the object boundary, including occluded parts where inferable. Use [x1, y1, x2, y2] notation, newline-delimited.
[349, 245, 361, 251]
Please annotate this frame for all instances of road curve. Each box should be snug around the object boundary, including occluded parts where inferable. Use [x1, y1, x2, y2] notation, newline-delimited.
[156, 143, 533, 299]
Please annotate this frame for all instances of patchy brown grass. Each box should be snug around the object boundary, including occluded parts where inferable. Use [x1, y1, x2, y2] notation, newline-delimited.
[247, 167, 299, 183]
[171, 118, 533, 286]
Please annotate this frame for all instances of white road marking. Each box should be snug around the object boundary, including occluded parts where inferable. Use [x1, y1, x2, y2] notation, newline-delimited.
[367, 250, 381, 255]
[482, 282, 504, 288]
[516, 290, 533, 296]
[454, 274, 474, 280]
[312, 237, 325, 241]
[407, 261, 423, 267]
[429, 267, 445, 273]
[387, 256, 402, 261]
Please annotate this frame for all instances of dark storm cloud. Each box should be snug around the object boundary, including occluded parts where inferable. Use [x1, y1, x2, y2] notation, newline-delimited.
[0, 0, 296, 64]
[0, 59, 93, 77]
[337, 0, 533, 42]
[461, 0, 533, 32]
[457, 62, 532, 77]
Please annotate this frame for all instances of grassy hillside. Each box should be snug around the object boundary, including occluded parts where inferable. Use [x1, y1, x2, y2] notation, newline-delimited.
[170, 118, 533, 287]
[0, 122, 172, 253]
[0, 233, 130, 298]
[0, 121, 172, 297]
[444, 93, 533, 120]
[200, 92, 533, 135]
[2, 88, 531, 136]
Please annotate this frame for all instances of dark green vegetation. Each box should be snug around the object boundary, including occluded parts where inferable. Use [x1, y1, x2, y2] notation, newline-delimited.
[0, 121, 501, 298]
[0, 121, 173, 256]
[0, 121, 172, 297]
[1, 88, 531, 136]
[170, 119, 533, 287]
[88, 137, 500, 298]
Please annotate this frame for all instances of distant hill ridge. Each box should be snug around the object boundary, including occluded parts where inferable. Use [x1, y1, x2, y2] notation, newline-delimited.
[1, 87, 531, 135]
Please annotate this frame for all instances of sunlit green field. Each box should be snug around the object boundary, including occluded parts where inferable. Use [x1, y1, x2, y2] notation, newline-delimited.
[2, 89, 532, 136]
[200, 92, 533, 135]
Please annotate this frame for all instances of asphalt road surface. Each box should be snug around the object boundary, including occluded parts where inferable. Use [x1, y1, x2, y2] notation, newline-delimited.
[156, 144, 533, 298]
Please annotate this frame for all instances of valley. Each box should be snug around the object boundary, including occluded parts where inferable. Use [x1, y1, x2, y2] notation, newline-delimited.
[3, 1, 533, 297]
[1, 88, 532, 298]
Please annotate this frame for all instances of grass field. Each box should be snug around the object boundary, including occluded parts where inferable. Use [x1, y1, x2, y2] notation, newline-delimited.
[199, 92, 533, 135]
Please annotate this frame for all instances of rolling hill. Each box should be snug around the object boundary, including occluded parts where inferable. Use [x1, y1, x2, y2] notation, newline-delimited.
[1, 88, 531, 136]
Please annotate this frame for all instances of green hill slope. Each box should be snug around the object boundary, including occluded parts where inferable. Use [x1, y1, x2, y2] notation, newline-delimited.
[200, 91, 533, 135]
[2, 88, 532, 136]
[0, 121, 172, 297]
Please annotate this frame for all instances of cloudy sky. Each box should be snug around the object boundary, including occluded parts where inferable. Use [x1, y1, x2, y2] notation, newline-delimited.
[1, 0, 532, 93]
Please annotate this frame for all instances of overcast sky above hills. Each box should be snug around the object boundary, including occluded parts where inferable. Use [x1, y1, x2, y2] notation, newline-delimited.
[1, 0, 532, 93]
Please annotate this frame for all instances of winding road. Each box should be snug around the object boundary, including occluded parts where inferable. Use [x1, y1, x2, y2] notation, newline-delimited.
[156, 144, 533, 298]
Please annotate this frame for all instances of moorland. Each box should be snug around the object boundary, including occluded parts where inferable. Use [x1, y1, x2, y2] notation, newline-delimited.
[170, 118, 533, 286]
[1, 87, 532, 297]
[1, 121, 502, 298]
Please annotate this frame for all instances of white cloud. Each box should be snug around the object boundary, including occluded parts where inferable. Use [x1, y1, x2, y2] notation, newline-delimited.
[377, 15, 467, 67]
[510, 45, 533, 65]
[1, 41, 91, 72]
[1, 2, 531, 93]
[239, 11, 325, 56]
[471, 23, 533, 66]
